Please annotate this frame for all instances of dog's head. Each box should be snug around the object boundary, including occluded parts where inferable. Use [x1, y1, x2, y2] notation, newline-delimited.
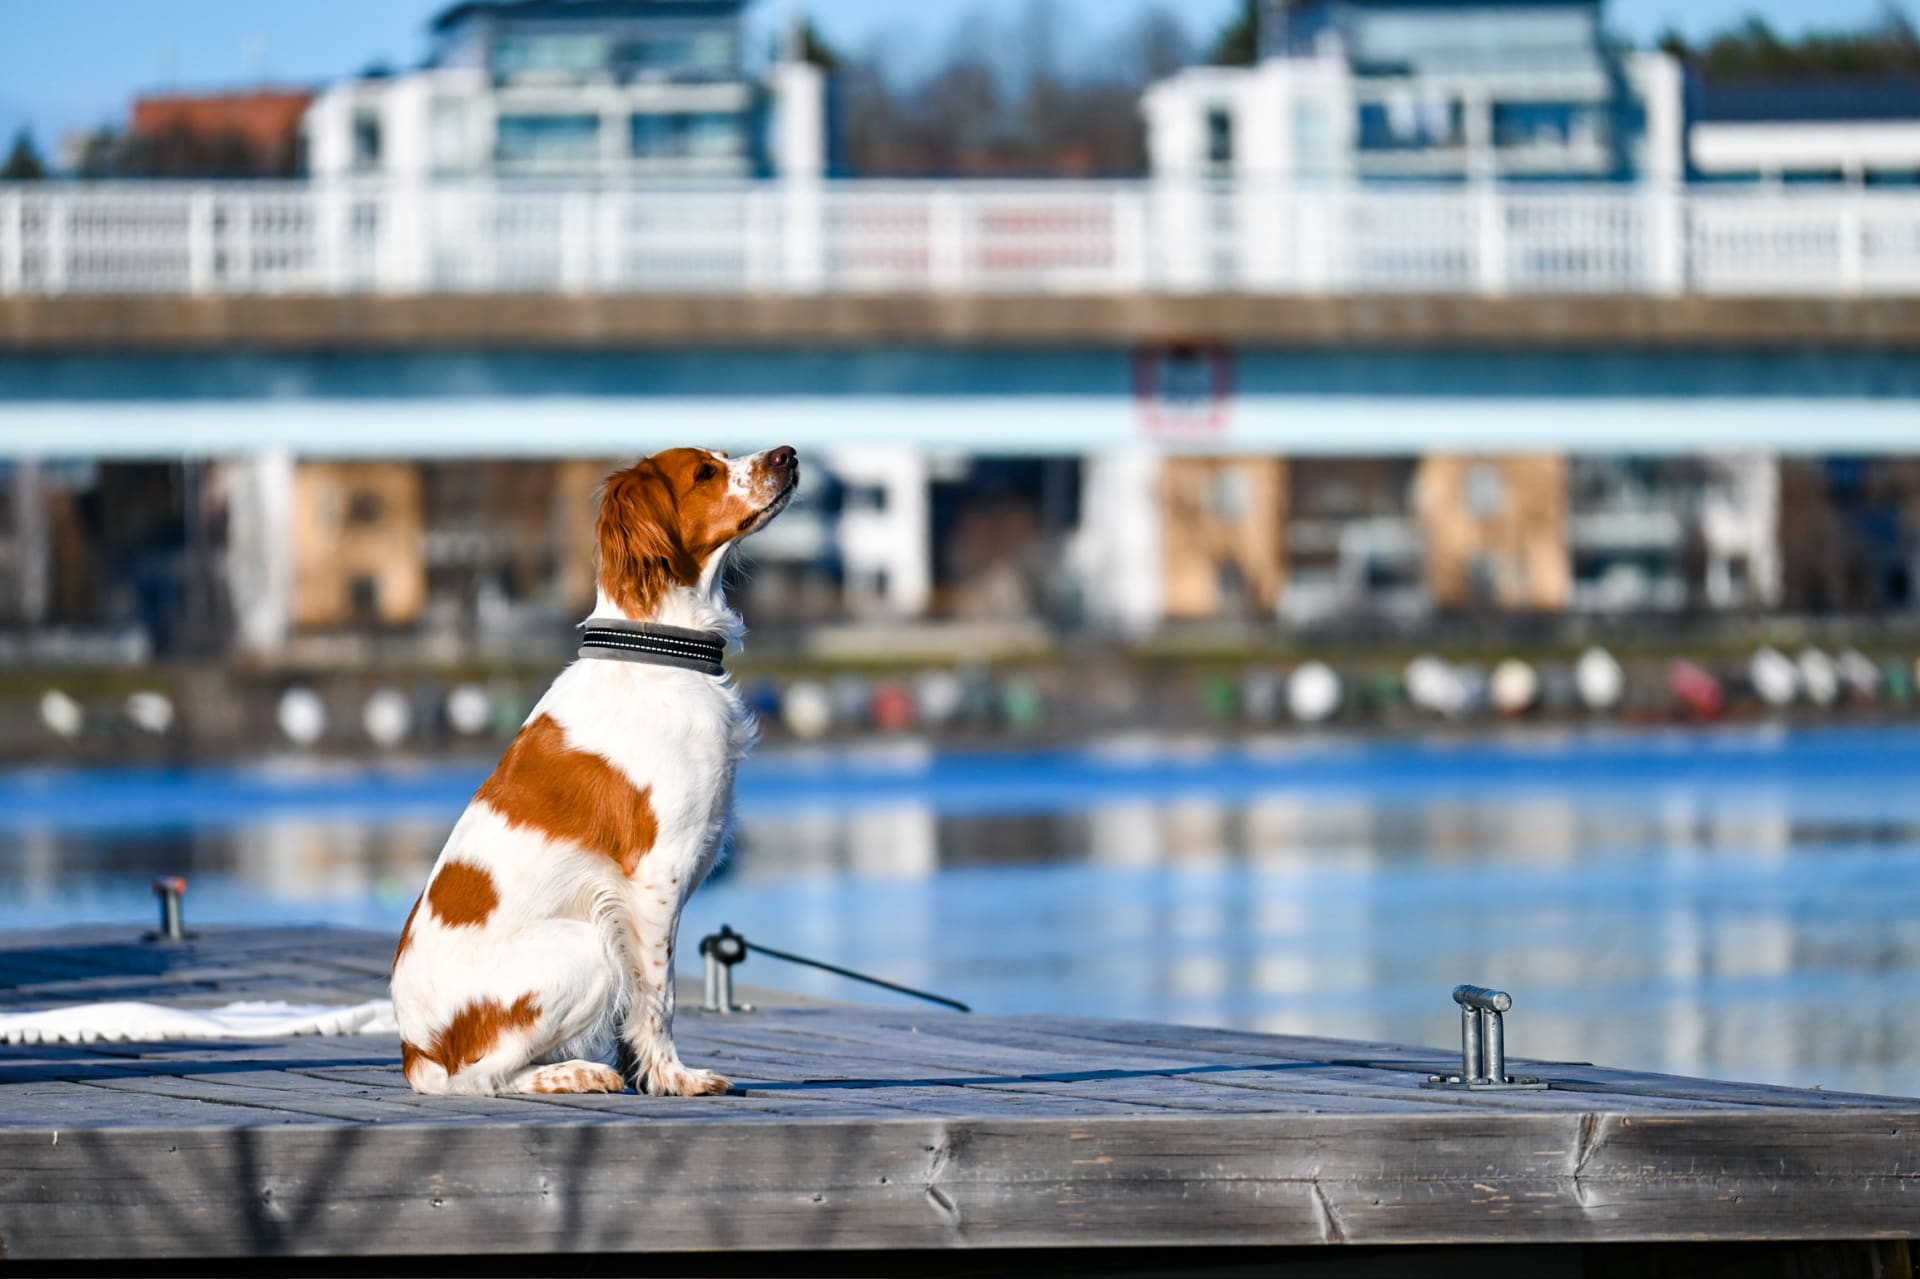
[596, 446, 798, 618]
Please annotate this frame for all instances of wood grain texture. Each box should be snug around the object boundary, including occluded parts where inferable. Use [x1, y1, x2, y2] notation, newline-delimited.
[0, 925, 1916, 1260]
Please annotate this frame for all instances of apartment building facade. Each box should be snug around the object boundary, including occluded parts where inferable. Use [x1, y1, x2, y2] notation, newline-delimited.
[1156, 452, 1783, 626]
[303, 0, 826, 182]
[1144, 0, 1684, 186]
[1142, 0, 1919, 188]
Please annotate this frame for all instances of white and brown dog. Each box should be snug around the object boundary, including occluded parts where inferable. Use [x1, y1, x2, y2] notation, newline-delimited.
[391, 445, 797, 1096]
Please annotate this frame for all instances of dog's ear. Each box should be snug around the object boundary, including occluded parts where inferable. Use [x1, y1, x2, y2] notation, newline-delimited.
[597, 460, 700, 618]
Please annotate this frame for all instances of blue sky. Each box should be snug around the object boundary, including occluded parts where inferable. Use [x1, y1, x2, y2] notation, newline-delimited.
[0, 0, 1909, 156]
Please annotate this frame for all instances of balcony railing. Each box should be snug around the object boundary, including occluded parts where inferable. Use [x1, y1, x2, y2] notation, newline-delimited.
[2, 180, 1917, 297]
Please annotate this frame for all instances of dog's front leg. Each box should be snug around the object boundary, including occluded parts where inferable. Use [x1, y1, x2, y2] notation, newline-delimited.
[620, 888, 729, 1097]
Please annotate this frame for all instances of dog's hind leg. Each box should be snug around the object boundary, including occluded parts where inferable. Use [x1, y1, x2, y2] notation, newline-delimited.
[401, 918, 619, 1096]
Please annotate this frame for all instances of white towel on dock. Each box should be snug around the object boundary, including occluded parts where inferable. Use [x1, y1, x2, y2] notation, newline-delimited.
[0, 998, 399, 1045]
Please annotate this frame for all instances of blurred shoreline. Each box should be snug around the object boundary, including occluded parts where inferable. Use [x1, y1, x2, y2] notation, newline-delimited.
[6, 613, 1917, 766]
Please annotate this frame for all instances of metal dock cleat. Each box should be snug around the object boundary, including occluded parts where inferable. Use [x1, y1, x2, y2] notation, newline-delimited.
[1424, 984, 1547, 1090]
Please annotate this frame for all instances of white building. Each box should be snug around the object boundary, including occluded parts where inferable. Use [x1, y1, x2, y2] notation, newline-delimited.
[304, 0, 826, 181]
[1142, 0, 1920, 190]
[1568, 456, 1780, 613]
[1689, 80, 1920, 185]
[1143, 0, 1685, 186]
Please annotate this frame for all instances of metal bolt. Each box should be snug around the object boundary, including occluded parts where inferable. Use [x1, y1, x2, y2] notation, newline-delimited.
[151, 876, 188, 943]
[699, 925, 751, 1014]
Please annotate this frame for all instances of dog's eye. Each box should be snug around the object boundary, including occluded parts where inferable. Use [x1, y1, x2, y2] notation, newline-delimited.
[694, 463, 719, 483]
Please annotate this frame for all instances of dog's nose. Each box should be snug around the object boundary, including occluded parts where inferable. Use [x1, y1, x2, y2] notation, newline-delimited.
[768, 445, 797, 472]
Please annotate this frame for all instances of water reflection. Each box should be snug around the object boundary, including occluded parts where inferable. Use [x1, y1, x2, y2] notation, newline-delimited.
[4, 727, 1920, 1096]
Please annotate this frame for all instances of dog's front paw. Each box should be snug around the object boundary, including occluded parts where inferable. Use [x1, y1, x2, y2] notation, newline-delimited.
[642, 1061, 731, 1097]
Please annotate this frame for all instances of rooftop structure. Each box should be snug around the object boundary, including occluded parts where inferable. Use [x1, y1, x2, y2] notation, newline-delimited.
[129, 89, 316, 176]
[1144, 0, 1920, 189]
[1144, 0, 1683, 185]
[304, 0, 825, 181]
[1689, 76, 1920, 185]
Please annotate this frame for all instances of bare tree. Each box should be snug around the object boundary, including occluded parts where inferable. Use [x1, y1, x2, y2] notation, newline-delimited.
[834, 1, 1202, 178]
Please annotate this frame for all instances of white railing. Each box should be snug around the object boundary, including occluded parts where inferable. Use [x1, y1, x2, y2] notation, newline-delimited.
[2, 180, 1918, 297]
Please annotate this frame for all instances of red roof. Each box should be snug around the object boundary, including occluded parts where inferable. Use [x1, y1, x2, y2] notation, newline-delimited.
[131, 89, 315, 159]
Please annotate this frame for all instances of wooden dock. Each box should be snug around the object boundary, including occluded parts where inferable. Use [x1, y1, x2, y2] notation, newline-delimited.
[1, 926, 1915, 1275]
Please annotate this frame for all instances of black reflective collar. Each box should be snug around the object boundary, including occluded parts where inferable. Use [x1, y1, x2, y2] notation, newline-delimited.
[577, 620, 727, 676]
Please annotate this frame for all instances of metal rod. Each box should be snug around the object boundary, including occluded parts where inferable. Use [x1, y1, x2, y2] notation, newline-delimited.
[700, 925, 749, 1013]
[1481, 1007, 1506, 1084]
[704, 947, 723, 1013]
[743, 940, 971, 1013]
[1460, 1003, 1485, 1082]
[1453, 984, 1513, 1014]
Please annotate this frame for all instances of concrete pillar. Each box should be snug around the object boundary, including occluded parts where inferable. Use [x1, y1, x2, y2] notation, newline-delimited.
[1141, 76, 1208, 180]
[1141, 75, 1214, 289]
[9, 460, 49, 625]
[781, 179, 824, 292]
[1463, 86, 1495, 183]
[380, 180, 429, 293]
[0, 187, 20, 294]
[225, 451, 295, 654]
[767, 58, 826, 180]
[1236, 64, 1294, 289]
[1630, 52, 1689, 294]
[1071, 449, 1164, 636]
[1746, 454, 1782, 608]
[1628, 51, 1687, 184]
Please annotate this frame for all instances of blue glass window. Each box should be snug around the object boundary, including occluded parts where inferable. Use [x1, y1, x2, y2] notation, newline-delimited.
[490, 33, 609, 79]
[630, 112, 742, 159]
[495, 114, 601, 166]
[1492, 102, 1591, 149]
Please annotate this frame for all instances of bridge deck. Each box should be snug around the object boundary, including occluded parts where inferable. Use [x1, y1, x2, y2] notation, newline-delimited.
[0, 925, 1915, 1266]
[8, 292, 1920, 351]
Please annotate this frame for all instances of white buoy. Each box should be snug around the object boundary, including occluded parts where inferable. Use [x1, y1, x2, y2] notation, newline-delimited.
[1750, 647, 1798, 708]
[1574, 647, 1625, 711]
[363, 689, 412, 749]
[124, 691, 175, 735]
[39, 690, 83, 739]
[1490, 658, 1539, 715]
[1797, 648, 1839, 707]
[446, 683, 492, 736]
[1404, 655, 1466, 718]
[277, 687, 327, 746]
[1287, 661, 1341, 723]
[782, 680, 833, 739]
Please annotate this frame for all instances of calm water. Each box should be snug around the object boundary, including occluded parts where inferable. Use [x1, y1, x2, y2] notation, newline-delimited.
[4, 724, 1919, 1097]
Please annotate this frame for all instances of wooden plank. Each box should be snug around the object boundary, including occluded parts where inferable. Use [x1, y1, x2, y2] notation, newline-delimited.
[682, 1019, 1429, 1115]
[0, 1080, 334, 1131]
[2, 1108, 1917, 1260]
[837, 1015, 1794, 1114]
[75, 1076, 479, 1126]
[1011, 1014, 1920, 1110]
[684, 1015, 1755, 1118]
[2, 924, 1917, 1260]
